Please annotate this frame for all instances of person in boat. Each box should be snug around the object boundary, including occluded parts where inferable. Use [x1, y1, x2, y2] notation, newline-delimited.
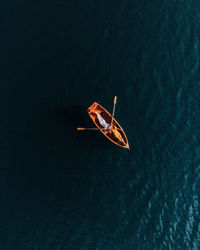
[95, 112, 125, 145]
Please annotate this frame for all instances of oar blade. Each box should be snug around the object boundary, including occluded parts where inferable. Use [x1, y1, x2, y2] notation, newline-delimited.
[111, 96, 118, 126]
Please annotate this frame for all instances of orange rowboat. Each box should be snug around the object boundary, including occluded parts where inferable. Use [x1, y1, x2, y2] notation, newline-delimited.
[87, 102, 130, 149]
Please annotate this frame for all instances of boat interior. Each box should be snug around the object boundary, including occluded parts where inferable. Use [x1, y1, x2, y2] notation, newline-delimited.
[89, 106, 128, 147]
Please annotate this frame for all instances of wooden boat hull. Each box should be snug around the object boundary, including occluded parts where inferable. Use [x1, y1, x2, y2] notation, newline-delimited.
[88, 102, 130, 149]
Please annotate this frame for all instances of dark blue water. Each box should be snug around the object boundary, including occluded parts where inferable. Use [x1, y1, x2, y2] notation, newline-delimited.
[0, 0, 200, 249]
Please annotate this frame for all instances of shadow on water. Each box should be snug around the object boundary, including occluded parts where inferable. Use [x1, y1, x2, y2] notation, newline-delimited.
[26, 104, 112, 161]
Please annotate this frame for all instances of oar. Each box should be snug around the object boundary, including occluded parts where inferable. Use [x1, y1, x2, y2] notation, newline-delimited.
[77, 128, 99, 130]
[77, 127, 109, 131]
[111, 96, 117, 127]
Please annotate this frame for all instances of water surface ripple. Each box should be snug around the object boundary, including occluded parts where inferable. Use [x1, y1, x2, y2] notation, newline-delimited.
[0, 0, 200, 249]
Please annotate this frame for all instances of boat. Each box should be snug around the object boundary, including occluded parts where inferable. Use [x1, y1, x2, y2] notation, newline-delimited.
[77, 97, 130, 149]
[87, 101, 130, 149]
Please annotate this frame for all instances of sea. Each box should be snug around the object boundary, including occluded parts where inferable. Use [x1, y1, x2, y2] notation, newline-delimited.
[0, 0, 200, 249]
